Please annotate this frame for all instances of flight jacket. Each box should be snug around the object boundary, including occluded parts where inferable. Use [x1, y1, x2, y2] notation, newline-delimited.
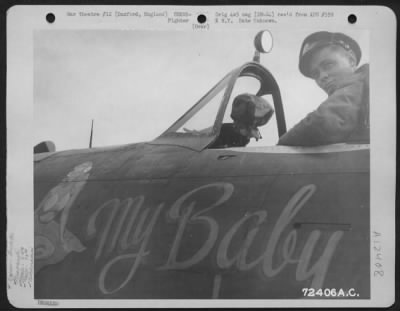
[278, 64, 369, 146]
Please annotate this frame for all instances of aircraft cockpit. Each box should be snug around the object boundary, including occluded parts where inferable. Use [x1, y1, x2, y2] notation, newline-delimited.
[154, 30, 287, 151]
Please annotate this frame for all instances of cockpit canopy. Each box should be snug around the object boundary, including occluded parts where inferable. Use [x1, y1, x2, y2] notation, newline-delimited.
[152, 62, 286, 151]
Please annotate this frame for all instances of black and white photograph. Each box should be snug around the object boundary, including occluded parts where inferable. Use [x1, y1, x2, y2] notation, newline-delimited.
[6, 5, 396, 308]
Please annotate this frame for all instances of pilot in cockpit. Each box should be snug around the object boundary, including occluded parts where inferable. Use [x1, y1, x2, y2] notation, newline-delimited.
[210, 93, 274, 148]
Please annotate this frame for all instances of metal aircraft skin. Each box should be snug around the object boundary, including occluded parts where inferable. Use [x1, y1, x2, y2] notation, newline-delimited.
[34, 47, 369, 299]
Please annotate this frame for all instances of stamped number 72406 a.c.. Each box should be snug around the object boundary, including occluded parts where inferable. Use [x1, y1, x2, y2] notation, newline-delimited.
[302, 288, 359, 298]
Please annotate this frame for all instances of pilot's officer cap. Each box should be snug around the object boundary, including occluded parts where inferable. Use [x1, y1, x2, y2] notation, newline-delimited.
[299, 31, 362, 78]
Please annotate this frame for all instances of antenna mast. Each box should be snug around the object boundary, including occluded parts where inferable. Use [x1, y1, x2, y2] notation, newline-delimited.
[89, 119, 94, 148]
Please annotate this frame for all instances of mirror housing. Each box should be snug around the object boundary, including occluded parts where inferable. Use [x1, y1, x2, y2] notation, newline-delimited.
[253, 30, 273, 63]
[254, 30, 273, 53]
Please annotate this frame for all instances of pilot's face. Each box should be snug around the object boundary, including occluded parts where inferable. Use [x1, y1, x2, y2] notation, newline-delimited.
[309, 45, 356, 95]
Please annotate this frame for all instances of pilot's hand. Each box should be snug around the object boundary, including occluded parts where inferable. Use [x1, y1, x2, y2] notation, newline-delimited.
[236, 125, 262, 141]
[251, 127, 262, 141]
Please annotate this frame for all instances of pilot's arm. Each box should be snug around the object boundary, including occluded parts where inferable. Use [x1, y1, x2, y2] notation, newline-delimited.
[277, 79, 364, 146]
